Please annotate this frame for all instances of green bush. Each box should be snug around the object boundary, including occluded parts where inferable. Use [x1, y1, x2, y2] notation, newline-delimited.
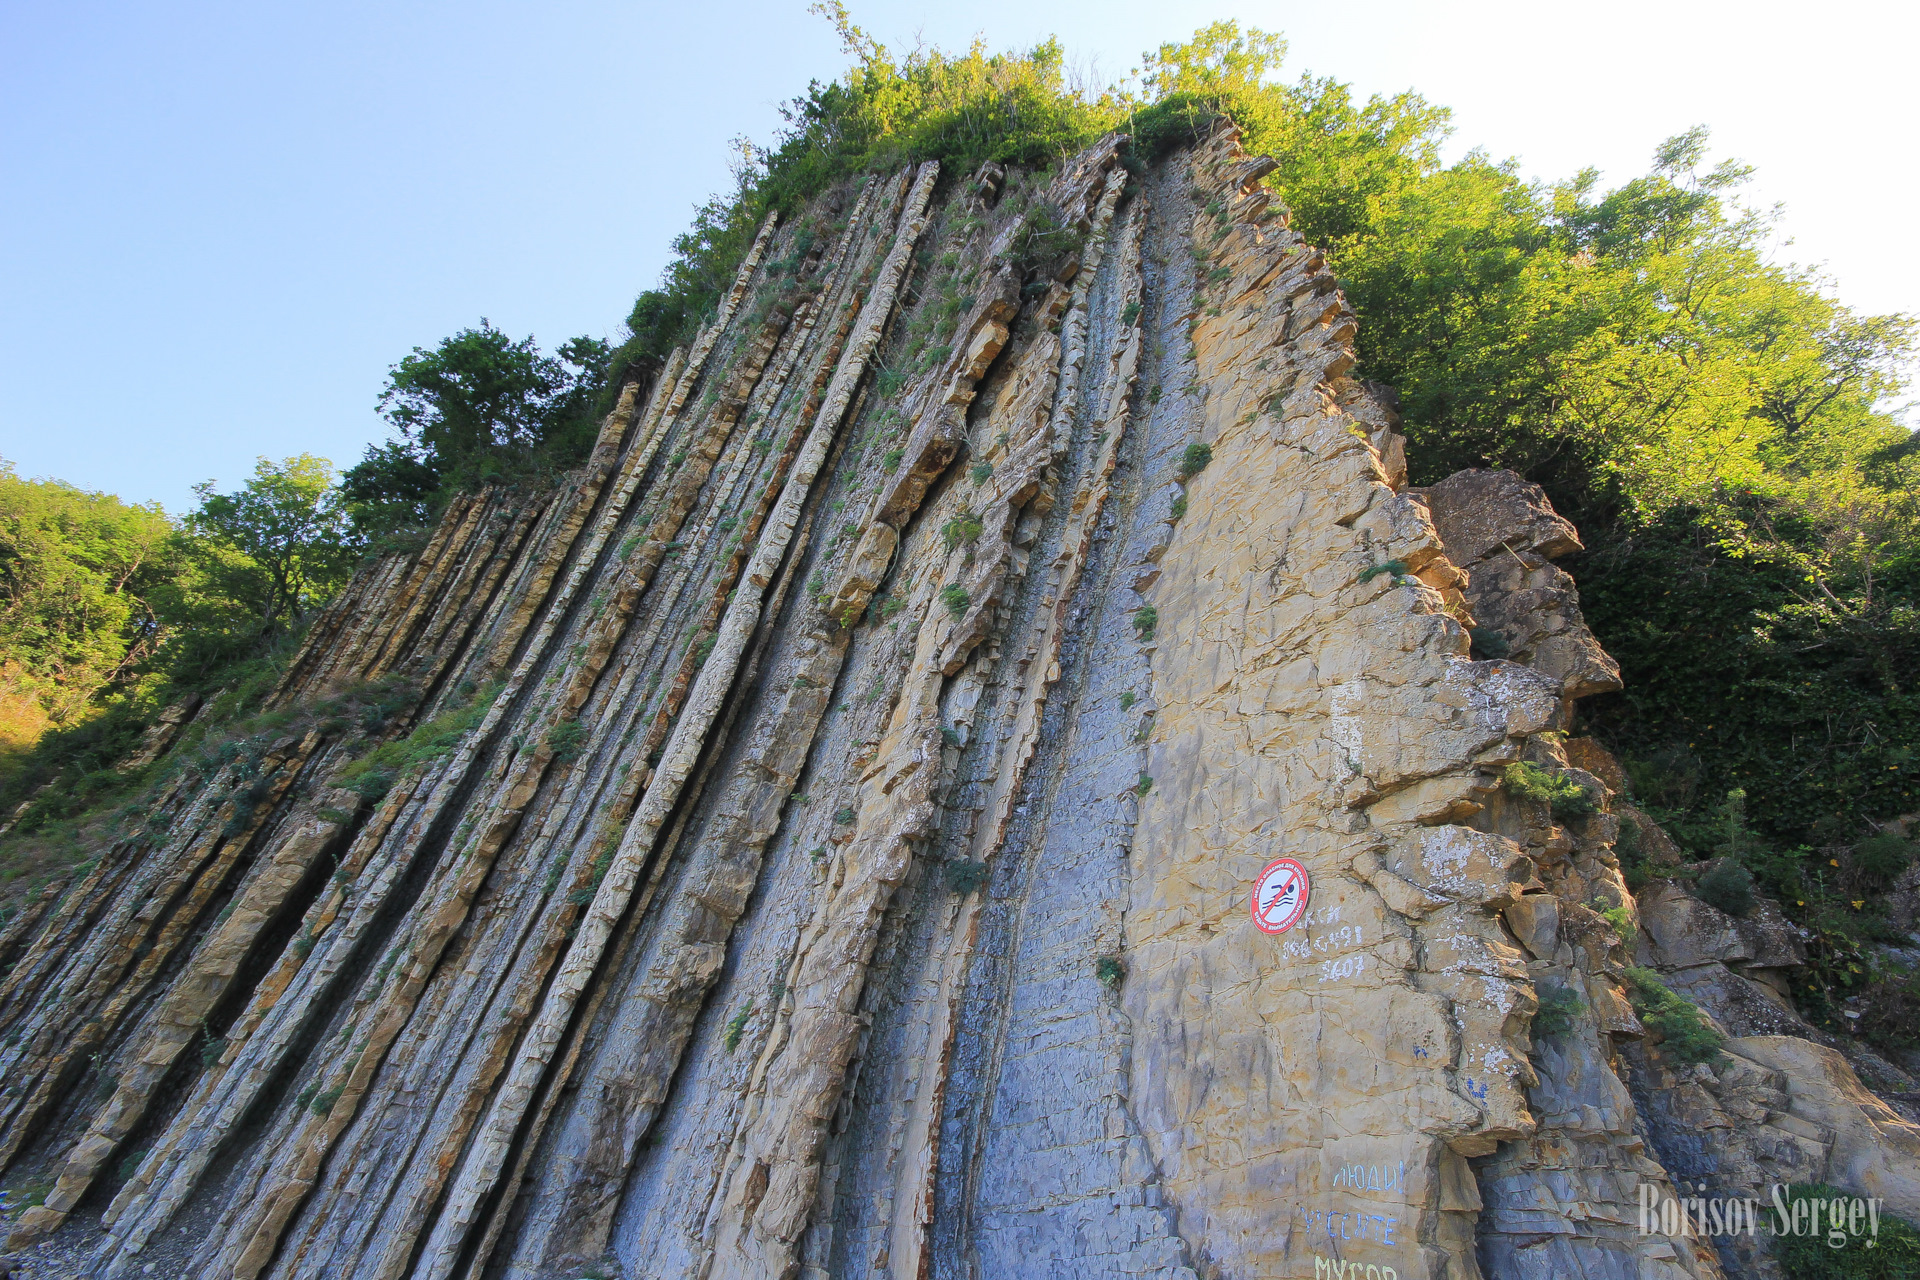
[544, 717, 586, 763]
[941, 509, 984, 550]
[1357, 559, 1408, 585]
[1696, 859, 1757, 918]
[1177, 441, 1213, 478]
[1852, 832, 1915, 887]
[1096, 955, 1125, 987]
[969, 461, 994, 485]
[1132, 606, 1157, 640]
[1623, 966, 1726, 1065]
[944, 859, 989, 895]
[1531, 984, 1584, 1041]
[722, 1003, 753, 1054]
[1598, 904, 1637, 945]
[1857, 974, 1920, 1056]
[1468, 626, 1511, 660]
[334, 681, 501, 797]
[1501, 761, 1598, 820]
[1771, 1183, 1920, 1278]
[1168, 493, 1188, 521]
[940, 584, 970, 616]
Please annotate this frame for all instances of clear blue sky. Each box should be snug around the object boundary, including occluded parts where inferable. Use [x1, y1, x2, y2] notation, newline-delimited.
[4, 0, 1913, 513]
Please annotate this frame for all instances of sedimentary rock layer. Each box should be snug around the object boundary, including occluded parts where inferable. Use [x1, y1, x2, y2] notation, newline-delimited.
[1, 124, 1915, 1280]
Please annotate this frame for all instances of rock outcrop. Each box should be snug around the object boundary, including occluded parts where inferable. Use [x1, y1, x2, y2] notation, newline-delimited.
[1, 125, 1915, 1280]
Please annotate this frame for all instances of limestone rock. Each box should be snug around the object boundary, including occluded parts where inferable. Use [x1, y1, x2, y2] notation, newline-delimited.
[0, 126, 1912, 1280]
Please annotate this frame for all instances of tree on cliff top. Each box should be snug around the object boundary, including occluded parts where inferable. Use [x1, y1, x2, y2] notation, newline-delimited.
[342, 322, 610, 535]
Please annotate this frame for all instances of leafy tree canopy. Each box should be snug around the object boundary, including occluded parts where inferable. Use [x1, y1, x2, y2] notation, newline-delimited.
[0, 461, 178, 748]
[188, 454, 358, 636]
[341, 322, 610, 536]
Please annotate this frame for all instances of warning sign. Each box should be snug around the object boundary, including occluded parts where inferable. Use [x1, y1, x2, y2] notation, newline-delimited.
[1251, 857, 1310, 935]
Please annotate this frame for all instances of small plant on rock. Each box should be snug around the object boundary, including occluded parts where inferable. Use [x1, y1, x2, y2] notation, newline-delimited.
[941, 509, 984, 550]
[545, 718, 586, 763]
[1623, 967, 1725, 1066]
[1501, 761, 1597, 820]
[1596, 903, 1637, 945]
[1357, 559, 1409, 585]
[1695, 859, 1756, 918]
[1177, 441, 1213, 479]
[1132, 606, 1157, 641]
[1096, 955, 1125, 987]
[1852, 831, 1915, 887]
[944, 859, 989, 895]
[1468, 626, 1511, 660]
[722, 1003, 754, 1053]
[940, 583, 970, 616]
[1531, 984, 1584, 1042]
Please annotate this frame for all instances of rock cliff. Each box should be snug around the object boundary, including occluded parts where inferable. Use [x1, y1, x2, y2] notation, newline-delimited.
[1, 126, 1915, 1280]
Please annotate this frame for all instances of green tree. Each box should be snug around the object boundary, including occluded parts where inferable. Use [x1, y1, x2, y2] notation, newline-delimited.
[188, 455, 356, 636]
[347, 323, 610, 524]
[0, 460, 178, 748]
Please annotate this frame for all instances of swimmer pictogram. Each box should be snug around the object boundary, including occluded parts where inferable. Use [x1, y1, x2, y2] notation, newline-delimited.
[1251, 856, 1310, 935]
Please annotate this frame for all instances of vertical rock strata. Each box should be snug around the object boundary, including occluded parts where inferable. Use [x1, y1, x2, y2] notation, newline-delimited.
[1, 124, 1914, 1280]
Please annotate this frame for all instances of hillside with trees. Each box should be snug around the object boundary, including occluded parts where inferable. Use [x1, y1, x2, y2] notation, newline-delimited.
[3, 11, 1914, 1054]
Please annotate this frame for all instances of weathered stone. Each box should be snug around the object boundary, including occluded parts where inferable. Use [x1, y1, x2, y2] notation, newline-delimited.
[0, 127, 1912, 1280]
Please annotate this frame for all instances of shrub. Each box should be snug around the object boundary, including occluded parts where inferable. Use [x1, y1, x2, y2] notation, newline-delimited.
[545, 718, 586, 763]
[1177, 441, 1213, 478]
[1096, 955, 1125, 987]
[970, 461, 994, 485]
[1132, 606, 1157, 640]
[940, 584, 970, 616]
[1119, 691, 1136, 711]
[1857, 974, 1920, 1056]
[722, 1003, 754, 1053]
[200, 1032, 228, 1068]
[1696, 858, 1756, 918]
[1357, 559, 1409, 585]
[1168, 494, 1187, 521]
[1531, 984, 1584, 1041]
[309, 1084, 345, 1116]
[945, 859, 990, 895]
[1135, 772, 1154, 797]
[833, 806, 856, 825]
[334, 681, 500, 796]
[1770, 1182, 1920, 1278]
[941, 509, 985, 550]
[1623, 967, 1725, 1065]
[882, 447, 905, 471]
[1853, 832, 1915, 887]
[1120, 301, 1141, 327]
[1597, 904, 1637, 945]
[1468, 626, 1511, 660]
[1501, 761, 1598, 820]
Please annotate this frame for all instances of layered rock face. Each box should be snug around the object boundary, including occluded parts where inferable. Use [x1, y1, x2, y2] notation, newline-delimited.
[1, 126, 1916, 1280]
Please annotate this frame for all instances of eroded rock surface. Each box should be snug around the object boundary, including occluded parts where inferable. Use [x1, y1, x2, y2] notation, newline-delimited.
[0, 125, 1915, 1280]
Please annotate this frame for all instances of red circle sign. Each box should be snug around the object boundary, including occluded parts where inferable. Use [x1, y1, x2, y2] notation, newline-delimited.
[1251, 857, 1310, 934]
